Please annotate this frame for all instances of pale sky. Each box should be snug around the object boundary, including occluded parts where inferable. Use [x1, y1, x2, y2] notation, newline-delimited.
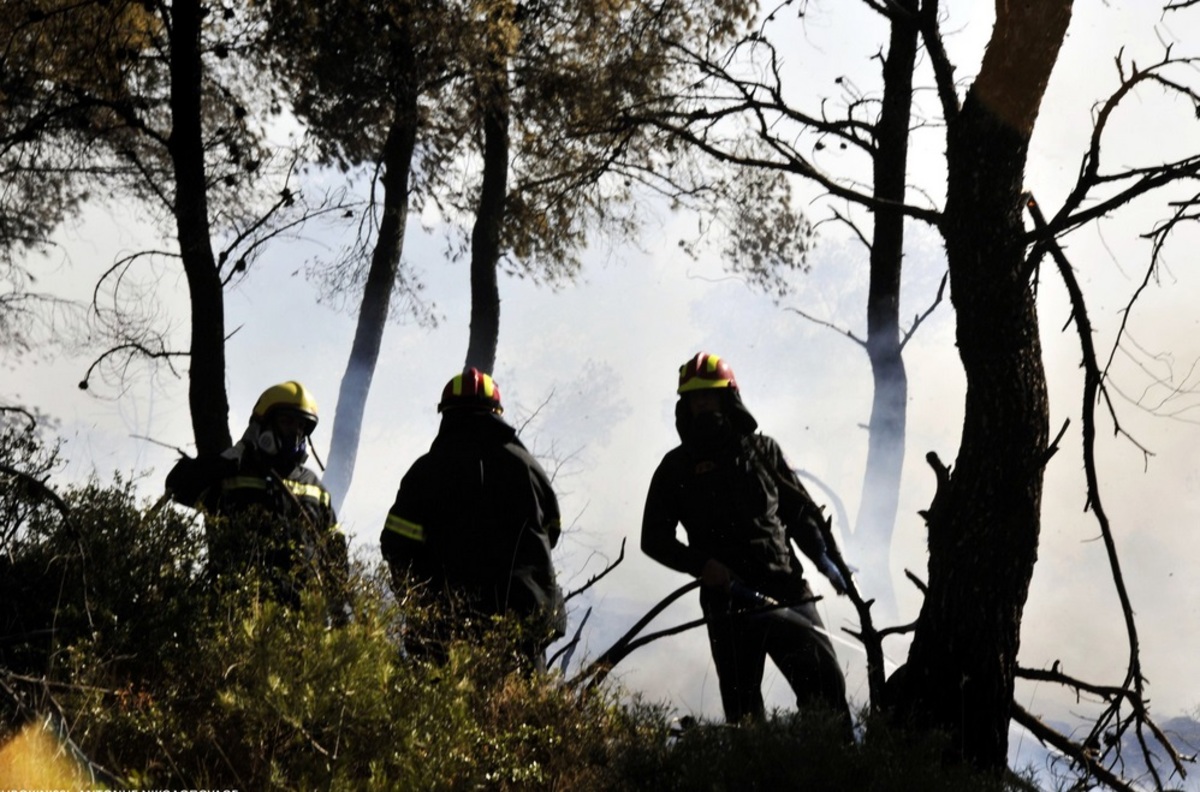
[7, 1, 1200, 786]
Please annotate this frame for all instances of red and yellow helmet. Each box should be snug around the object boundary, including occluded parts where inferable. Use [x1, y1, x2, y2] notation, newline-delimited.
[252, 381, 319, 433]
[677, 352, 737, 394]
[438, 368, 503, 414]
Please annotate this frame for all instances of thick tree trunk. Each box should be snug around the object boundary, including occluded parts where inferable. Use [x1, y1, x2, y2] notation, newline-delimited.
[323, 33, 419, 511]
[851, 1, 917, 624]
[892, 0, 1071, 771]
[168, 0, 231, 456]
[463, 58, 509, 374]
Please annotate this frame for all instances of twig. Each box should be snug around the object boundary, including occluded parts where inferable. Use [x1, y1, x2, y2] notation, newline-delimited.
[563, 538, 625, 602]
[784, 306, 865, 347]
[900, 271, 948, 352]
[547, 606, 590, 672]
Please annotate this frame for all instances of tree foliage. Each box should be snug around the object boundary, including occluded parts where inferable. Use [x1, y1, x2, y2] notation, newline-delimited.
[0, 2, 138, 385]
[6, 0, 347, 455]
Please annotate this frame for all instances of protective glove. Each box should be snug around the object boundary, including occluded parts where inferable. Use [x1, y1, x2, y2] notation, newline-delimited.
[815, 554, 848, 596]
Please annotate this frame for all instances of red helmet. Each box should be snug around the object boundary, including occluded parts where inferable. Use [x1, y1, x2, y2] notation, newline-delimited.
[677, 352, 737, 394]
[438, 368, 503, 414]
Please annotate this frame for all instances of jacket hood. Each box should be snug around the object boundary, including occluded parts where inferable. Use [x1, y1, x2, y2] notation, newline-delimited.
[674, 388, 759, 447]
[435, 409, 523, 450]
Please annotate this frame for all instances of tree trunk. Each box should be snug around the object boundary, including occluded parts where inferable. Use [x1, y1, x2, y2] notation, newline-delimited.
[323, 31, 419, 511]
[168, 0, 231, 456]
[851, 1, 917, 624]
[891, 0, 1071, 771]
[463, 50, 510, 374]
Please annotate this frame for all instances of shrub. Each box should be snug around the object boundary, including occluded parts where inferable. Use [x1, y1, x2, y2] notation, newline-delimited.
[0, 435, 1045, 790]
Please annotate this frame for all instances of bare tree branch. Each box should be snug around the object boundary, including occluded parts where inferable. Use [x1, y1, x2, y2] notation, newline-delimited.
[563, 537, 625, 603]
[899, 271, 948, 351]
[784, 306, 866, 347]
[79, 342, 187, 392]
[0, 462, 71, 523]
[916, 0, 961, 124]
[1040, 49, 1200, 239]
[1025, 193, 1186, 786]
[568, 580, 700, 691]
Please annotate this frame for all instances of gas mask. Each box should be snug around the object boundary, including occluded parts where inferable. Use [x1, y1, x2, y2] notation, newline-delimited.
[245, 410, 312, 471]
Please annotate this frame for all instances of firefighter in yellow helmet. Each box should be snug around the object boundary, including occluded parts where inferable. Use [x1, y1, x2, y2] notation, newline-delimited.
[641, 353, 851, 729]
[165, 381, 349, 620]
[381, 368, 564, 670]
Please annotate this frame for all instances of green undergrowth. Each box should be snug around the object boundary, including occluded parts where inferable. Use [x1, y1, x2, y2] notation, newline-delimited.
[0, 429, 1035, 790]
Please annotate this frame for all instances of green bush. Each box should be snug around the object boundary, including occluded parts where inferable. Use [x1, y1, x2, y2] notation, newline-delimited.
[58, 571, 663, 790]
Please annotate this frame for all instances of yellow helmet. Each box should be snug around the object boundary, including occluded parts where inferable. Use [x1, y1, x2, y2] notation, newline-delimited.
[252, 381, 319, 433]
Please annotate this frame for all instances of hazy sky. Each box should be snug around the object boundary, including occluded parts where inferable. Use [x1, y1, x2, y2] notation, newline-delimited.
[8, 1, 1200, 785]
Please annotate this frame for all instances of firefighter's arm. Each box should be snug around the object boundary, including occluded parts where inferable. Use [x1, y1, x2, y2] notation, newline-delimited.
[767, 440, 847, 594]
[165, 454, 235, 508]
[640, 457, 708, 579]
[379, 468, 436, 594]
[381, 508, 425, 564]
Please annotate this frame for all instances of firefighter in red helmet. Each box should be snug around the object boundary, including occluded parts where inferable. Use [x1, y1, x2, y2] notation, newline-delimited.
[641, 353, 851, 729]
[165, 381, 350, 620]
[381, 368, 565, 670]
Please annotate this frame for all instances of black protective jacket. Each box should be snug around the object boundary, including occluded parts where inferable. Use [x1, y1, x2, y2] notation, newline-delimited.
[381, 412, 563, 630]
[640, 391, 829, 601]
[165, 442, 349, 602]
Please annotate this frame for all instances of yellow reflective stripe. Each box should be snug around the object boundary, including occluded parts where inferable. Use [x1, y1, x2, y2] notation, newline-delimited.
[385, 514, 425, 542]
[221, 477, 330, 508]
[282, 480, 331, 506]
[222, 476, 267, 492]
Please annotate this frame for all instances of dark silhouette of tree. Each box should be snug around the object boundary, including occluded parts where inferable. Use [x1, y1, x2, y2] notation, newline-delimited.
[857, 0, 920, 621]
[264, 0, 448, 508]
[462, 1, 511, 374]
[891, 1, 1198, 774]
[163, 0, 234, 455]
[885, 0, 1067, 766]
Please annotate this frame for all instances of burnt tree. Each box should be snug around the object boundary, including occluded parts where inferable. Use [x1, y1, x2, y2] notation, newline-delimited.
[889, 0, 1071, 771]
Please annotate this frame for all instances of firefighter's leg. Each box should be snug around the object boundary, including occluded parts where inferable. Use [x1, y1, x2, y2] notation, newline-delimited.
[765, 599, 853, 739]
[702, 588, 768, 722]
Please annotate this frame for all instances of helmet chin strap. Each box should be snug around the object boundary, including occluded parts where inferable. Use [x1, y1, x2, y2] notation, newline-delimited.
[307, 435, 326, 472]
